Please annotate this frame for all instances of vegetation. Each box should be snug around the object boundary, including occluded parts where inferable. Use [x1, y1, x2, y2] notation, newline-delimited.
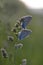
[0, 0, 43, 65]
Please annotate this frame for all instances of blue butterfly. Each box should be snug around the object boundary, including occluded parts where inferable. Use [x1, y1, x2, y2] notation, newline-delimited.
[19, 15, 32, 29]
[18, 29, 32, 40]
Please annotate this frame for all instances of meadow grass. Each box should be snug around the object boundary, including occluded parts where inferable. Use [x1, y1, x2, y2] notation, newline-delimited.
[0, 0, 43, 65]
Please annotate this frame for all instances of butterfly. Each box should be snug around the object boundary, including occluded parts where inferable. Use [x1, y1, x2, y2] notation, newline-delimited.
[18, 29, 32, 40]
[19, 15, 32, 29]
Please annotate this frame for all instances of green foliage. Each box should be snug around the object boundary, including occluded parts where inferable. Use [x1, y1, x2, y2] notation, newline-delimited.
[0, 0, 43, 65]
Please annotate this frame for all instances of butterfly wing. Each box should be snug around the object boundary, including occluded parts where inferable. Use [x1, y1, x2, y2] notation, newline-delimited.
[20, 16, 32, 29]
[18, 29, 32, 40]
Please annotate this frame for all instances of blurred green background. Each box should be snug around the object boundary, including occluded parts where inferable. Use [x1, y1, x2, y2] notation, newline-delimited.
[0, 0, 43, 65]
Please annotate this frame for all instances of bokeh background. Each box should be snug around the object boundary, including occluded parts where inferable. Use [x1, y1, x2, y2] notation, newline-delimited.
[0, 0, 43, 65]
